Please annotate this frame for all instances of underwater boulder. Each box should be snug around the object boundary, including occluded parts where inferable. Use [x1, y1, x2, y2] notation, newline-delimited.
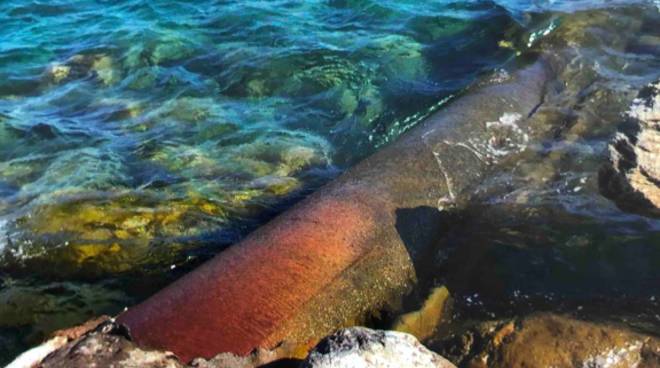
[44, 53, 121, 86]
[2, 192, 228, 277]
[360, 34, 427, 82]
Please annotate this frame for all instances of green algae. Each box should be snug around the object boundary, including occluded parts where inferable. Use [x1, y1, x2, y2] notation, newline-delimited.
[408, 15, 472, 43]
[4, 194, 223, 275]
[194, 122, 240, 142]
[361, 35, 427, 81]
[124, 66, 159, 90]
[156, 97, 216, 124]
[123, 31, 203, 68]
[149, 129, 331, 180]
[2, 133, 330, 276]
[150, 35, 196, 65]
[19, 149, 130, 199]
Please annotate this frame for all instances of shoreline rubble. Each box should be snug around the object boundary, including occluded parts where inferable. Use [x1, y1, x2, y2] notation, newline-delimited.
[11, 313, 660, 368]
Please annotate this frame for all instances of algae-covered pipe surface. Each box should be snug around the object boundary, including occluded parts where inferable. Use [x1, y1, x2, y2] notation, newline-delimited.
[117, 57, 552, 362]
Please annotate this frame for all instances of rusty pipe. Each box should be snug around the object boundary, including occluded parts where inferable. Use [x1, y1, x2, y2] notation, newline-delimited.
[117, 59, 552, 363]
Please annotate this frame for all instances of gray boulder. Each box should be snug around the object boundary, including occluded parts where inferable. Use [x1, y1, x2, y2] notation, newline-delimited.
[600, 80, 660, 217]
[302, 327, 456, 368]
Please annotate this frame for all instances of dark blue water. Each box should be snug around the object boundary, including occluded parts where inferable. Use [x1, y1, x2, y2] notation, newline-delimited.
[0, 0, 658, 364]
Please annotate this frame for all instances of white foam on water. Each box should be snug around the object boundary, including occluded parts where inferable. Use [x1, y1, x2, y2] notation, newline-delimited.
[483, 112, 529, 160]
[431, 151, 456, 210]
[627, 81, 660, 123]
[527, 19, 558, 47]
[0, 218, 7, 253]
[485, 112, 524, 129]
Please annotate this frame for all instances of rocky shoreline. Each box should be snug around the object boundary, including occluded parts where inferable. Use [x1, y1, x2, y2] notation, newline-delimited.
[10, 312, 660, 368]
[9, 6, 660, 368]
[16, 78, 660, 368]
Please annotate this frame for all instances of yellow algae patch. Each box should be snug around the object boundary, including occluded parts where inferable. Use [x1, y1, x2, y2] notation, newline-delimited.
[113, 229, 131, 240]
[91, 55, 119, 85]
[70, 243, 121, 263]
[150, 145, 222, 174]
[10, 159, 309, 274]
[249, 176, 301, 196]
[72, 244, 106, 262]
[265, 177, 300, 196]
[228, 189, 262, 205]
[276, 146, 320, 176]
[47, 64, 71, 83]
[125, 102, 142, 118]
[46, 53, 121, 86]
[17, 194, 229, 253]
[392, 286, 451, 341]
[492, 321, 515, 348]
[498, 40, 515, 49]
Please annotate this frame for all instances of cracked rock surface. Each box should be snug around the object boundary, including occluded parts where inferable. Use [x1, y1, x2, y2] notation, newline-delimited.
[600, 80, 660, 217]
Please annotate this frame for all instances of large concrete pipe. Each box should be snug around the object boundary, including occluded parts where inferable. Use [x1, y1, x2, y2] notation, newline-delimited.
[117, 57, 552, 363]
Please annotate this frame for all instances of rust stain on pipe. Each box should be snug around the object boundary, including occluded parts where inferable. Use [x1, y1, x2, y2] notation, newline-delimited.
[118, 189, 416, 362]
[118, 59, 552, 363]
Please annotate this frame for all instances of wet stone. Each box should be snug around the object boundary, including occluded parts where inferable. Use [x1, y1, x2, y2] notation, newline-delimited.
[302, 327, 456, 368]
[39, 321, 183, 368]
[435, 313, 660, 368]
[599, 80, 660, 217]
[24, 324, 456, 368]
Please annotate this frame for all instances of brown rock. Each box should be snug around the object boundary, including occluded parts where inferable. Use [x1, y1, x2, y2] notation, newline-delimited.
[39, 321, 183, 368]
[50, 316, 110, 341]
[438, 313, 660, 368]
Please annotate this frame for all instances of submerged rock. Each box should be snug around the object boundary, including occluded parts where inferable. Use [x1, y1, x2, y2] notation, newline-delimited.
[302, 327, 456, 368]
[359, 34, 427, 81]
[1, 193, 225, 277]
[436, 313, 660, 368]
[248, 175, 300, 196]
[600, 81, 660, 217]
[0, 280, 127, 345]
[44, 53, 121, 86]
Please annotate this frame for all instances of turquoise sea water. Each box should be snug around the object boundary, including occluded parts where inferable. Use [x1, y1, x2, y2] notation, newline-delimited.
[0, 0, 659, 364]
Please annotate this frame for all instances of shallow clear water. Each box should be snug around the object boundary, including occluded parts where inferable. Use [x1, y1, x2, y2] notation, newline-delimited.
[0, 0, 658, 364]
